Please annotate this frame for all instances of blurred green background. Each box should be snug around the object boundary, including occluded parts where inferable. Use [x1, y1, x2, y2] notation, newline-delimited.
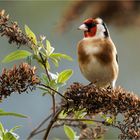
[0, 1, 140, 139]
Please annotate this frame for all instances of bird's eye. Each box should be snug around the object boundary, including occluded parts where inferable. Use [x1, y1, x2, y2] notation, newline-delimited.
[92, 22, 96, 26]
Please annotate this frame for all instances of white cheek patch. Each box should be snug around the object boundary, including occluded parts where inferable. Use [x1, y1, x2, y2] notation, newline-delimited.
[97, 24, 105, 33]
[95, 24, 105, 38]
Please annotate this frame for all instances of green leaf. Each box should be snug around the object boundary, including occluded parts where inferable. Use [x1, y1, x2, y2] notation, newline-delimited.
[58, 69, 73, 84]
[41, 73, 50, 85]
[64, 125, 76, 140]
[42, 92, 49, 96]
[46, 61, 50, 70]
[74, 110, 86, 119]
[106, 117, 114, 124]
[46, 40, 54, 55]
[101, 114, 115, 124]
[0, 123, 4, 133]
[3, 132, 19, 140]
[38, 86, 50, 93]
[26, 55, 32, 65]
[0, 109, 4, 112]
[49, 80, 57, 89]
[0, 112, 27, 118]
[50, 57, 59, 67]
[25, 25, 37, 45]
[50, 53, 73, 61]
[59, 110, 67, 119]
[2, 50, 32, 63]
[101, 114, 107, 119]
[10, 126, 22, 132]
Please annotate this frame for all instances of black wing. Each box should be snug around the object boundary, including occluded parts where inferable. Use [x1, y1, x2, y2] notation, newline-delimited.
[116, 54, 118, 64]
[102, 22, 110, 38]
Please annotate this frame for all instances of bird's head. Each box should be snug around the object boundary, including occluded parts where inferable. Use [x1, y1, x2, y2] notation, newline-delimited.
[78, 18, 109, 38]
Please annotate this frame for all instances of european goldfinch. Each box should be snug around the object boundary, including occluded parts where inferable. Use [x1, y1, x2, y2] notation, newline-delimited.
[77, 18, 119, 89]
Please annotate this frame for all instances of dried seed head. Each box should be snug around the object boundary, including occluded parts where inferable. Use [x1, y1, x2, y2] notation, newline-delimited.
[79, 125, 107, 140]
[0, 9, 33, 46]
[63, 83, 140, 140]
[0, 63, 40, 101]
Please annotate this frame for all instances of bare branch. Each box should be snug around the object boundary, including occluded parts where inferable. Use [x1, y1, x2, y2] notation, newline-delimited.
[43, 107, 62, 140]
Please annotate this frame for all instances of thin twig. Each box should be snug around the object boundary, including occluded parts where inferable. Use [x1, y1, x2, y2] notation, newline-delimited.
[27, 113, 52, 140]
[39, 83, 68, 100]
[39, 52, 51, 81]
[39, 52, 57, 115]
[58, 118, 104, 124]
[33, 121, 86, 136]
[58, 118, 123, 131]
[43, 108, 62, 140]
[51, 94, 56, 116]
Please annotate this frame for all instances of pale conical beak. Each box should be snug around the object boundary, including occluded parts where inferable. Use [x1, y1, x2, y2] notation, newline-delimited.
[78, 24, 88, 31]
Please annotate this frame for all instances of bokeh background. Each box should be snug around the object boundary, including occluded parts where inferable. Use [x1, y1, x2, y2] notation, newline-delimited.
[0, 1, 140, 139]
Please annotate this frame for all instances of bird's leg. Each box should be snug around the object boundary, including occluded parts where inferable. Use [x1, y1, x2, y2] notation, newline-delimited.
[107, 80, 116, 90]
[107, 82, 115, 90]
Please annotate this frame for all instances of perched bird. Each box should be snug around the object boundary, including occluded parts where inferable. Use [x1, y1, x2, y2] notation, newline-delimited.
[77, 18, 119, 89]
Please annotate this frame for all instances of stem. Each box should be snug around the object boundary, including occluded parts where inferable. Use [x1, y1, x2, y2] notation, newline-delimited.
[52, 94, 56, 116]
[27, 113, 52, 140]
[58, 118, 104, 124]
[39, 52, 51, 81]
[58, 118, 124, 133]
[39, 53, 56, 114]
[39, 83, 68, 101]
[33, 122, 86, 135]
[43, 108, 62, 140]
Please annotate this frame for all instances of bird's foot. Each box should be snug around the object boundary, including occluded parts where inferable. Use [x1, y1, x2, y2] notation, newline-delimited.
[107, 85, 114, 91]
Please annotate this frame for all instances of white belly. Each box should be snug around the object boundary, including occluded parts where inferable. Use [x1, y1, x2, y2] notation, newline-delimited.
[80, 56, 115, 87]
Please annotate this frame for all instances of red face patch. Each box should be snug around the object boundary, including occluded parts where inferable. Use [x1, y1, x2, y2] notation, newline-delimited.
[84, 26, 97, 37]
[83, 18, 97, 38]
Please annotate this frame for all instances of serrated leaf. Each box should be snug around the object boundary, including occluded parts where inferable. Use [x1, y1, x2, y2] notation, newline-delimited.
[50, 53, 73, 61]
[25, 25, 37, 45]
[0, 112, 27, 118]
[2, 50, 32, 63]
[58, 69, 73, 84]
[64, 125, 76, 140]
